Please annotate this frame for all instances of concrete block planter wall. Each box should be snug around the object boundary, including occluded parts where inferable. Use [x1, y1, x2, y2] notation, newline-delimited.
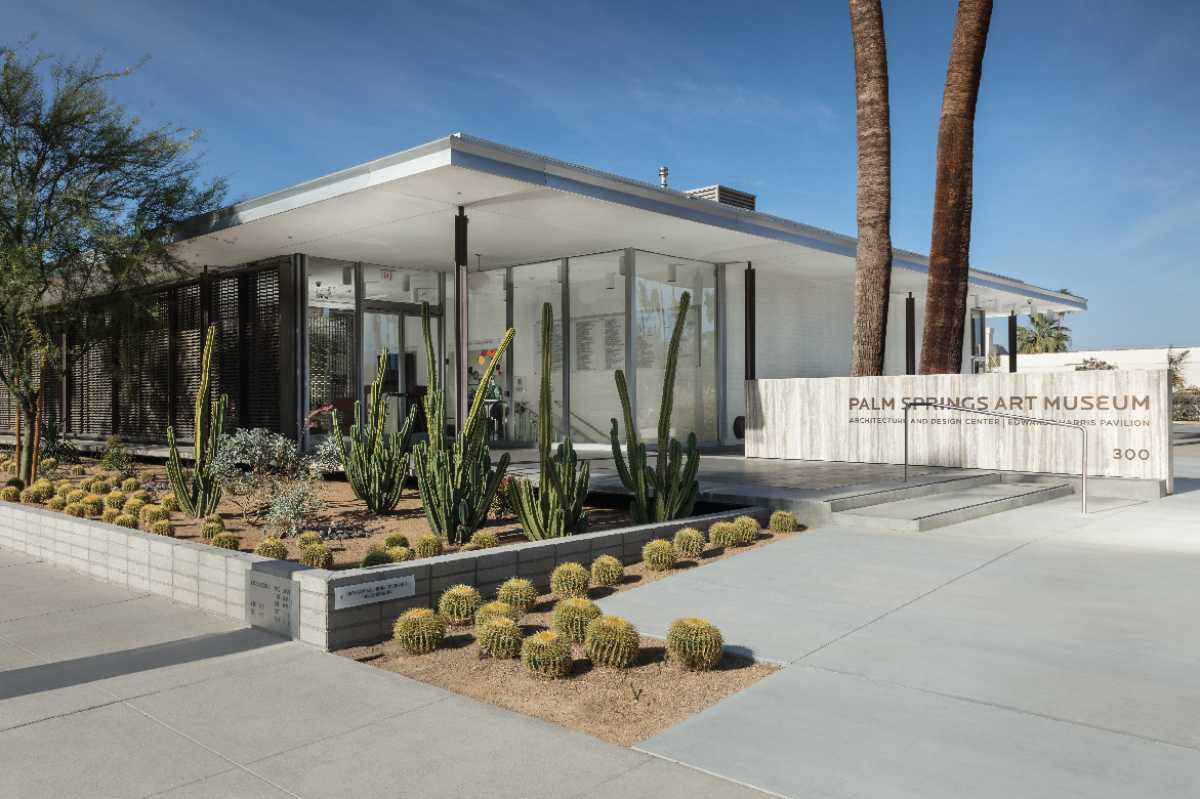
[295, 507, 766, 651]
[0, 502, 763, 651]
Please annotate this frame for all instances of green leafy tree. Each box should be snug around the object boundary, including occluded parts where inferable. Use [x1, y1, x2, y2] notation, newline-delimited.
[1017, 313, 1071, 354]
[0, 44, 225, 483]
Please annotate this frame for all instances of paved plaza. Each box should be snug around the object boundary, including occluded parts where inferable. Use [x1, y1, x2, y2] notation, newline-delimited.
[2, 443, 1199, 797]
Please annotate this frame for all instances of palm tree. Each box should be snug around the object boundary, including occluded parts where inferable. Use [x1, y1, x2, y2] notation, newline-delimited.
[1167, 348, 1190, 391]
[919, 0, 994, 373]
[1017, 313, 1071, 353]
[848, 0, 893, 376]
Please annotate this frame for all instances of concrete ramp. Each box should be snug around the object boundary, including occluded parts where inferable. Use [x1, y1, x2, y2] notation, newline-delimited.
[830, 474, 1075, 532]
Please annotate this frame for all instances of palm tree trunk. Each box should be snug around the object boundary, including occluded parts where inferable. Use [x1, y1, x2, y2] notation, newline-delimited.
[919, 0, 993, 374]
[849, 0, 893, 377]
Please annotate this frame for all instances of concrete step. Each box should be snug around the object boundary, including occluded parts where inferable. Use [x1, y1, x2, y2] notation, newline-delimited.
[832, 481, 1075, 532]
[825, 472, 1002, 513]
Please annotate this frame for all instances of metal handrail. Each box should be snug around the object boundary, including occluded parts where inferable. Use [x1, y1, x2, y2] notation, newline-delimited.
[903, 400, 1087, 515]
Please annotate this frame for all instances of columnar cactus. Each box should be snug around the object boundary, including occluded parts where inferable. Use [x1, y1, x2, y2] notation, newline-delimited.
[393, 608, 446, 655]
[520, 630, 573, 678]
[609, 291, 700, 523]
[438, 584, 483, 625]
[642, 539, 677, 572]
[512, 303, 590, 540]
[769, 510, 799, 533]
[411, 302, 514, 545]
[673, 527, 705, 558]
[166, 326, 227, 518]
[590, 554, 624, 587]
[552, 597, 601, 643]
[477, 617, 523, 659]
[330, 350, 417, 514]
[666, 617, 724, 671]
[584, 615, 640, 669]
[497, 577, 539, 614]
[550, 562, 590, 598]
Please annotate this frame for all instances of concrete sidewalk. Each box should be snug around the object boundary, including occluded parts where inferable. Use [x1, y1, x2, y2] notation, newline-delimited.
[598, 447, 1200, 798]
[0, 548, 765, 799]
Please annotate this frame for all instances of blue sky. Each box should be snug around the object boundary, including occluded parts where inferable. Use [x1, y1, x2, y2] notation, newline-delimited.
[6, 0, 1198, 349]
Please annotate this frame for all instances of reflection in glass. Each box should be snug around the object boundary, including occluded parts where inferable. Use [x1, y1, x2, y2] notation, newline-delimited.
[510, 261, 563, 443]
[634, 253, 717, 442]
[568, 251, 627, 443]
[306, 258, 357, 448]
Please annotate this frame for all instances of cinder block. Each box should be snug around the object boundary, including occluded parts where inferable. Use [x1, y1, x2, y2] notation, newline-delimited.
[173, 574, 198, 594]
[172, 585, 199, 605]
[198, 593, 225, 614]
[198, 563, 225, 585]
[128, 573, 150, 592]
[199, 579, 225, 601]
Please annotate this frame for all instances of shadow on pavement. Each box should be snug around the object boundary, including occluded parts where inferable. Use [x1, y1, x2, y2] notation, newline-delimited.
[0, 626, 282, 701]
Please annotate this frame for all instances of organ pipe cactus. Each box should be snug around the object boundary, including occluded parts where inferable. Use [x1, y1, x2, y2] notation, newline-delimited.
[512, 303, 590, 540]
[411, 302, 514, 545]
[166, 326, 227, 518]
[330, 350, 417, 513]
[609, 291, 700, 523]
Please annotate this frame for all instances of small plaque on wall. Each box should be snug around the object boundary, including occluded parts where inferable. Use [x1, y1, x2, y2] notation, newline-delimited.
[246, 571, 298, 637]
[334, 574, 417, 610]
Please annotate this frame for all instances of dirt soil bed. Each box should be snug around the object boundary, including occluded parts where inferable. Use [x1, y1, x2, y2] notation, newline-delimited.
[341, 527, 801, 745]
[39, 460, 633, 569]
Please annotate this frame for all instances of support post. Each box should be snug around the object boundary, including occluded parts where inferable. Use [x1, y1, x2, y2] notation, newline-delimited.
[905, 293, 916, 375]
[559, 257, 571, 441]
[504, 266, 514, 441]
[280, 254, 303, 443]
[623, 248, 637, 432]
[744, 262, 755, 380]
[715, 263, 727, 443]
[454, 207, 469, 433]
[1008, 311, 1018, 373]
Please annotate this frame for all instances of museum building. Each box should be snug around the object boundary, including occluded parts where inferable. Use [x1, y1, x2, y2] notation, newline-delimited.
[0, 133, 1086, 450]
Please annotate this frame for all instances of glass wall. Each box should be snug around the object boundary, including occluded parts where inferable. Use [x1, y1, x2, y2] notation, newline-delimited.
[361, 263, 440, 304]
[306, 257, 357, 448]
[634, 253, 718, 441]
[509, 260, 564, 443]
[568, 251, 627, 443]
[466, 270, 507, 441]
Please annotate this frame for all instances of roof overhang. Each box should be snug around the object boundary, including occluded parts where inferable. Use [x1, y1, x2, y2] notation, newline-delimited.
[170, 133, 1086, 316]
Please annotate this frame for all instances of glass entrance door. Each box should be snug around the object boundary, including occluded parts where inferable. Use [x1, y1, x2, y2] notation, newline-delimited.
[361, 311, 402, 435]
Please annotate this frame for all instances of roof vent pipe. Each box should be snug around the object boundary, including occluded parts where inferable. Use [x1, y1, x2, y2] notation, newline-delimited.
[658, 166, 669, 189]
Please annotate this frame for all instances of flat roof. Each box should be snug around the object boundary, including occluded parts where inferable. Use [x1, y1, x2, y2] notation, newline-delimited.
[170, 132, 1086, 315]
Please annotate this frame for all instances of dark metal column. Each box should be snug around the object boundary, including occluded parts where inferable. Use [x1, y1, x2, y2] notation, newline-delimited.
[744, 262, 755, 381]
[167, 287, 179, 431]
[279, 254, 303, 443]
[905, 293, 916, 375]
[1008, 311, 1018, 373]
[454, 207, 469, 432]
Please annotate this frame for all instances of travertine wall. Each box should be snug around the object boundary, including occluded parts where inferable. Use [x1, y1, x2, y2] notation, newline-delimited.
[745, 370, 1172, 489]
